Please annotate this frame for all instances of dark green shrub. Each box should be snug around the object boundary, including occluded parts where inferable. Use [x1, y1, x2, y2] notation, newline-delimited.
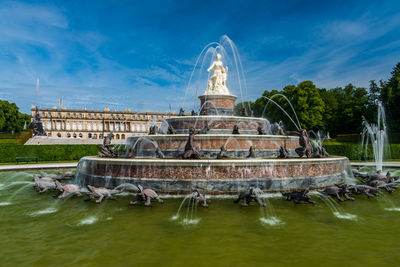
[0, 144, 100, 163]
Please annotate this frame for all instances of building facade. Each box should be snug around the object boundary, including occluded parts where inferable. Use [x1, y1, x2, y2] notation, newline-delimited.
[31, 106, 174, 139]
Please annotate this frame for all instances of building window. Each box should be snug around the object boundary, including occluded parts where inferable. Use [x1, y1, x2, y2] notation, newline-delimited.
[56, 122, 61, 130]
[110, 123, 114, 131]
[121, 123, 125, 131]
[142, 124, 146, 132]
[99, 123, 103, 131]
[78, 123, 82, 130]
[93, 134, 97, 139]
[79, 114, 82, 118]
[88, 133, 92, 138]
[72, 123, 77, 130]
[87, 123, 91, 131]
[121, 134, 125, 139]
[57, 133, 61, 137]
[47, 122, 52, 130]
[99, 134, 103, 139]
[93, 123, 97, 131]
[116, 123, 120, 131]
[131, 124, 135, 132]
[67, 133, 71, 138]
[79, 133, 83, 138]
[66, 122, 71, 130]
[116, 134, 120, 139]
[73, 133, 77, 138]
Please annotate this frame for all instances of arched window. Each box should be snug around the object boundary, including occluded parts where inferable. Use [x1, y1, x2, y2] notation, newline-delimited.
[57, 133, 61, 138]
[67, 133, 71, 138]
[116, 134, 120, 139]
[73, 133, 77, 138]
[93, 134, 97, 139]
[121, 134, 125, 139]
[88, 133, 92, 138]
[99, 134, 103, 139]
[79, 133, 83, 138]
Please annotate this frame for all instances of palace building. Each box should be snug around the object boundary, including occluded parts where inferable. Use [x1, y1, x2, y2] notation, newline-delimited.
[31, 106, 174, 140]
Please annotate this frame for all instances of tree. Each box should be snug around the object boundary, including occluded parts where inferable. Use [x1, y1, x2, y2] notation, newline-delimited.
[0, 100, 30, 133]
[282, 81, 325, 130]
[380, 62, 400, 131]
[319, 88, 339, 134]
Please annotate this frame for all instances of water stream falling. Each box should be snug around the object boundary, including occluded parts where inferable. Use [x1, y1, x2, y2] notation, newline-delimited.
[319, 195, 357, 220]
[361, 101, 391, 171]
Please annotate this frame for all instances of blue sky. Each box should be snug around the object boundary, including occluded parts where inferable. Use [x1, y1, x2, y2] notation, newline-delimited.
[0, 0, 400, 114]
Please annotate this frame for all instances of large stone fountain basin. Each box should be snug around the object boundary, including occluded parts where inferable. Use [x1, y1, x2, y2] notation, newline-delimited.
[127, 134, 299, 158]
[166, 115, 268, 134]
[76, 156, 350, 195]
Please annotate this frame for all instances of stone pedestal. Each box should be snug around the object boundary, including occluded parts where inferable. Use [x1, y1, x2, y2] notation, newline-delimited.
[198, 94, 237, 116]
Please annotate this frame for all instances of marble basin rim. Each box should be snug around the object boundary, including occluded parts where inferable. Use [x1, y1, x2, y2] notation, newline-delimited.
[76, 156, 350, 194]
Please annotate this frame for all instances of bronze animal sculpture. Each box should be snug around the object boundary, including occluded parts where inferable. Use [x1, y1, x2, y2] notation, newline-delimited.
[187, 188, 208, 207]
[347, 184, 379, 198]
[182, 127, 201, 159]
[216, 145, 229, 159]
[84, 183, 139, 203]
[149, 125, 158, 135]
[98, 134, 117, 158]
[234, 187, 265, 207]
[167, 125, 177, 134]
[319, 184, 354, 201]
[33, 176, 57, 193]
[246, 146, 256, 158]
[130, 185, 163, 206]
[199, 124, 210, 134]
[29, 106, 46, 136]
[55, 180, 82, 199]
[257, 126, 265, 135]
[278, 146, 289, 158]
[295, 129, 312, 158]
[58, 169, 75, 179]
[155, 147, 165, 158]
[282, 189, 315, 204]
[232, 125, 240, 134]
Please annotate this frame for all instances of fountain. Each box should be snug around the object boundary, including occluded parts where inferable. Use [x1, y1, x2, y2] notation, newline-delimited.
[74, 51, 350, 195]
[361, 101, 391, 171]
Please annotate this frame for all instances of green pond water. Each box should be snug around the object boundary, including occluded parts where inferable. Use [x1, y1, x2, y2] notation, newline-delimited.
[1, 169, 400, 267]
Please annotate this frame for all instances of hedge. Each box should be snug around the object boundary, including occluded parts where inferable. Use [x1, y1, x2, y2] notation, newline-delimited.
[0, 143, 398, 163]
[324, 143, 400, 160]
[0, 144, 100, 163]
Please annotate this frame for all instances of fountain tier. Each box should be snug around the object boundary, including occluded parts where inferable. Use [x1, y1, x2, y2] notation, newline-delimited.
[76, 156, 349, 194]
[127, 134, 299, 158]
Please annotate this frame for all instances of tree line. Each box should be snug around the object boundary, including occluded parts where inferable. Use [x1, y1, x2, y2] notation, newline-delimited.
[239, 62, 400, 136]
[0, 100, 31, 134]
